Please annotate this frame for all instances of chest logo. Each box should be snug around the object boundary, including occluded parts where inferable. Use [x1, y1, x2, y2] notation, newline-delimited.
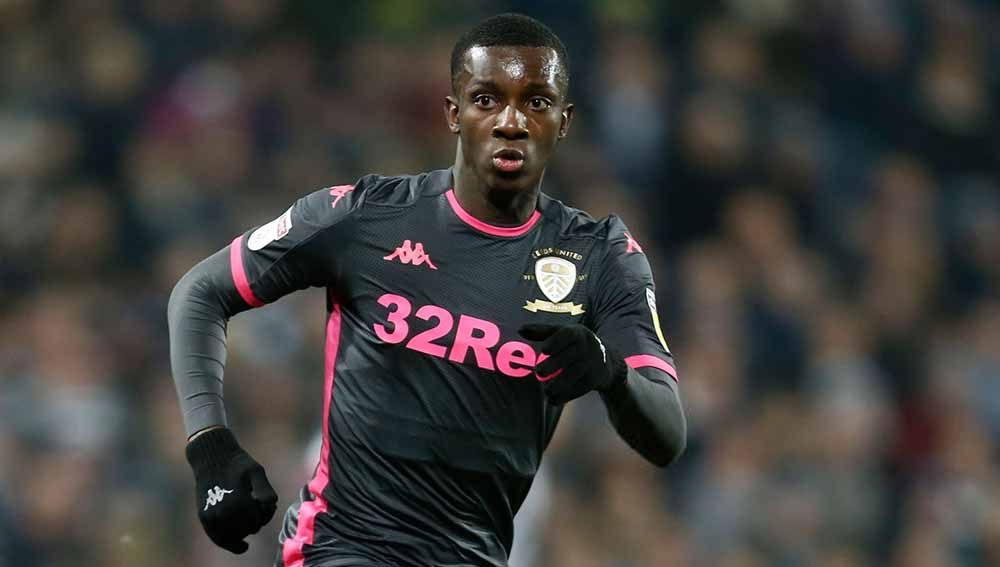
[384, 240, 438, 270]
[524, 256, 585, 315]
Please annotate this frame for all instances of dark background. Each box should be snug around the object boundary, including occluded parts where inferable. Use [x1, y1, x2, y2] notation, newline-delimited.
[1, 1, 999, 565]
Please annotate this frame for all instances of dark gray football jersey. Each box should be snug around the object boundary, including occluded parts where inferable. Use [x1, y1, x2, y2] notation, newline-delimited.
[227, 169, 677, 567]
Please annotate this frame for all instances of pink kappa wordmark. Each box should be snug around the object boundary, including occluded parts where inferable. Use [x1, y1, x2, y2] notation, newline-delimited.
[384, 240, 438, 270]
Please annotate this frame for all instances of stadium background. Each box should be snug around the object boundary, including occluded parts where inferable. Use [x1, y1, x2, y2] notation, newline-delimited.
[1, 0, 999, 565]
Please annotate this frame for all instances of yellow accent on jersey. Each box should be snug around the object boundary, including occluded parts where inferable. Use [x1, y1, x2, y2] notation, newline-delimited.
[645, 288, 670, 353]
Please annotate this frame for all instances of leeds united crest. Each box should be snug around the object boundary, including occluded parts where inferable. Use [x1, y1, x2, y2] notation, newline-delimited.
[524, 256, 585, 315]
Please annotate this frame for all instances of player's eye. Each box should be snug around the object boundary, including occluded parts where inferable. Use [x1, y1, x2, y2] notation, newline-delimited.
[473, 94, 497, 109]
[528, 97, 552, 111]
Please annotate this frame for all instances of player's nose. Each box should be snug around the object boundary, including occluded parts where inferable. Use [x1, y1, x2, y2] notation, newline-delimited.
[492, 105, 528, 140]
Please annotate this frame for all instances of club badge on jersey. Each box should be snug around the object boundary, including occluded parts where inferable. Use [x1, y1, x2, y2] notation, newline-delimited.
[523, 247, 586, 316]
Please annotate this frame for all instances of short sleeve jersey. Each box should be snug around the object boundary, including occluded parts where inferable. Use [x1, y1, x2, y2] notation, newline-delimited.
[230, 169, 677, 567]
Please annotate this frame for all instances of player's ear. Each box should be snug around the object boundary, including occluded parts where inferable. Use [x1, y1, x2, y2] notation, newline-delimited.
[445, 95, 460, 134]
[558, 102, 574, 140]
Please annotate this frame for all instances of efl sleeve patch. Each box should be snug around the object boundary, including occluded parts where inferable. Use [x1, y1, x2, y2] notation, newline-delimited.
[247, 206, 293, 251]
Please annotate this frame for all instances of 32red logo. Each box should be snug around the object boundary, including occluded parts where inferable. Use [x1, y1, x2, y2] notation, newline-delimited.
[372, 293, 545, 378]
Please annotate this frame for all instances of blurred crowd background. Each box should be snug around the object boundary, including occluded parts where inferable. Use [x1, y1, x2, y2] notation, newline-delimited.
[1, 0, 999, 566]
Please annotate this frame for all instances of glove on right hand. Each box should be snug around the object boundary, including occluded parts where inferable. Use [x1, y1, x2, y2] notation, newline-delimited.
[185, 427, 278, 554]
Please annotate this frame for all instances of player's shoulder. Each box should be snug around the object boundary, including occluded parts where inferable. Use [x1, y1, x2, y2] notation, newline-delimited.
[539, 194, 633, 243]
[297, 168, 450, 223]
[540, 195, 652, 288]
[350, 168, 451, 208]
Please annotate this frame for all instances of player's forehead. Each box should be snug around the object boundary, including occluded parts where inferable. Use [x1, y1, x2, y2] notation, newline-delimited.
[459, 45, 564, 93]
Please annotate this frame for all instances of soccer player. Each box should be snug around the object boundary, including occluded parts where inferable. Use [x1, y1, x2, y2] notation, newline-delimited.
[168, 13, 685, 567]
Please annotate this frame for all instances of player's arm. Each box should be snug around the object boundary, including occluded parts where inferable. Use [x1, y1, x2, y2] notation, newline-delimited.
[169, 184, 360, 437]
[166, 183, 362, 553]
[519, 223, 685, 467]
[592, 295, 685, 468]
[590, 227, 685, 467]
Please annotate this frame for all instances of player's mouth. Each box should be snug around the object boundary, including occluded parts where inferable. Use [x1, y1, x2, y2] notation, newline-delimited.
[492, 149, 525, 174]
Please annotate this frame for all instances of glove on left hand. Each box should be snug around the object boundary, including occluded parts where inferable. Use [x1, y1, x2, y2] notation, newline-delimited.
[518, 324, 627, 404]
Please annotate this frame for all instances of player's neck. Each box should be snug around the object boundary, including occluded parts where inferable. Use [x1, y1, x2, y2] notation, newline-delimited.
[452, 162, 540, 227]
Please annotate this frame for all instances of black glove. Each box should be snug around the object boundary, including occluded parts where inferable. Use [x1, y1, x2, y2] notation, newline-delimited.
[518, 324, 627, 404]
[185, 427, 278, 554]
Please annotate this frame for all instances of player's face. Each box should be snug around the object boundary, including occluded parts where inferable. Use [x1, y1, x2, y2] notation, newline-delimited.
[446, 45, 573, 193]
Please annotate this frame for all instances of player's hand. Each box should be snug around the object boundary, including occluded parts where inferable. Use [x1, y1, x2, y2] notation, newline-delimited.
[185, 427, 278, 554]
[518, 324, 627, 404]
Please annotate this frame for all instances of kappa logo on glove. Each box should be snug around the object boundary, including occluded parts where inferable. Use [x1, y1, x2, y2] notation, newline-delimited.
[204, 486, 234, 510]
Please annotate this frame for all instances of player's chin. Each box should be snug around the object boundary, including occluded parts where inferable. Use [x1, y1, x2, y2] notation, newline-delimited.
[484, 164, 536, 192]
[488, 172, 533, 193]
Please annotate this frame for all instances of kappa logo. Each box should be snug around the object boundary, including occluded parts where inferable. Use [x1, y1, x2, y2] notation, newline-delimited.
[625, 232, 644, 254]
[204, 486, 234, 510]
[330, 185, 355, 208]
[384, 240, 438, 270]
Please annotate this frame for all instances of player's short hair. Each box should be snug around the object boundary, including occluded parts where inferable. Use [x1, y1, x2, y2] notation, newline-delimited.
[450, 13, 569, 96]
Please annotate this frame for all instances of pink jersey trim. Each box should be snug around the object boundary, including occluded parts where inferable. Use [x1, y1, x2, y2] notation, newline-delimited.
[282, 300, 342, 567]
[625, 354, 678, 382]
[229, 235, 264, 308]
[445, 189, 541, 237]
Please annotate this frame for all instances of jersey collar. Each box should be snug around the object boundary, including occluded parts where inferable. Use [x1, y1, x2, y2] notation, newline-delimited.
[444, 188, 541, 238]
